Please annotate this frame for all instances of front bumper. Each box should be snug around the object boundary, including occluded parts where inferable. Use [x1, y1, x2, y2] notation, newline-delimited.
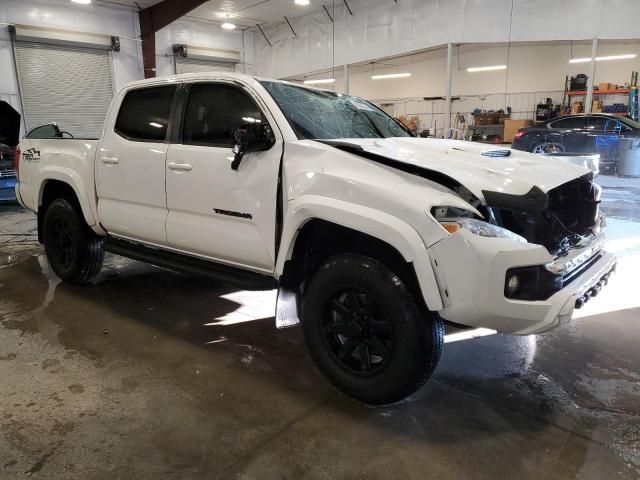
[428, 229, 616, 335]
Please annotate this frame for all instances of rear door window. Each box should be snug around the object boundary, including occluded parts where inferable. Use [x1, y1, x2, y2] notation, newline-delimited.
[549, 117, 587, 129]
[181, 83, 264, 147]
[115, 86, 177, 142]
[25, 124, 61, 139]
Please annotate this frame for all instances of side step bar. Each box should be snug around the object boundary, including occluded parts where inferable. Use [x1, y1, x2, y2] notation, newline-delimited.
[103, 238, 277, 290]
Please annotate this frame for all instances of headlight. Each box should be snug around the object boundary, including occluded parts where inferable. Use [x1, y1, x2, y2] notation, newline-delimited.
[439, 218, 527, 243]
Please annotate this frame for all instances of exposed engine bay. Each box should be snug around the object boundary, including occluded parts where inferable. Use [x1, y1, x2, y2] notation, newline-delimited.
[482, 173, 602, 256]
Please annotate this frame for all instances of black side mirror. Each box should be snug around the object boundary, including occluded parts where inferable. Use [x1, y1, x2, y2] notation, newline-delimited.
[231, 121, 276, 171]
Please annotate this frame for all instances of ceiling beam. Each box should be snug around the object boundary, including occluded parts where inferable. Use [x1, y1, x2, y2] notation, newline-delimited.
[139, 0, 209, 78]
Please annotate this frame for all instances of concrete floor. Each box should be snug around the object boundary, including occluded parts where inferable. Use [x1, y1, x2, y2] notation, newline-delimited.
[1, 176, 640, 479]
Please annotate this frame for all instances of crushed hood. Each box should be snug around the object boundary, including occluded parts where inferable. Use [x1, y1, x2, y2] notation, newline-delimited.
[325, 137, 592, 202]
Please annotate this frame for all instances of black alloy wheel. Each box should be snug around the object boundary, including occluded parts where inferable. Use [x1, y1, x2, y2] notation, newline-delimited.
[323, 287, 394, 375]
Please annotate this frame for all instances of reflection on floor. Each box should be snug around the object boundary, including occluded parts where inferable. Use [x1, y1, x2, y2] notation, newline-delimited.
[0, 175, 639, 479]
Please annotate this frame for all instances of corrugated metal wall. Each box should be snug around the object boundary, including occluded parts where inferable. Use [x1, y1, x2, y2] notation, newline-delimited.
[14, 41, 113, 139]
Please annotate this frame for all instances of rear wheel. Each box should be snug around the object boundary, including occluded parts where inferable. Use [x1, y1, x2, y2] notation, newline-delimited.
[43, 198, 104, 284]
[302, 254, 444, 405]
[532, 142, 565, 154]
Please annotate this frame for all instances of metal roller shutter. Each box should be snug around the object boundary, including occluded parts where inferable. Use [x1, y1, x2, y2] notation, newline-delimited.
[175, 57, 236, 74]
[14, 41, 113, 139]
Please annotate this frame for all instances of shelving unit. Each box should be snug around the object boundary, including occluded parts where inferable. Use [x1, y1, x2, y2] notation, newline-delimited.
[566, 89, 630, 96]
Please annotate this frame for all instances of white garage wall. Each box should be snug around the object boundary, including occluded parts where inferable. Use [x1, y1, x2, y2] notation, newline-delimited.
[155, 20, 254, 77]
[252, 0, 640, 80]
[0, 0, 143, 136]
[290, 40, 640, 136]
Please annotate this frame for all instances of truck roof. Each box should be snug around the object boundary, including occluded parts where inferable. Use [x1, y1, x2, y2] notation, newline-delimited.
[120, 72, 333, 94]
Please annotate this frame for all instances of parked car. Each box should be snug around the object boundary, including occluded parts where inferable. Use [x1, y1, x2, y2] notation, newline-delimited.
[0, 143, 17, 202]
[15, 73, 616, 405]
[511, 113, 640, 172]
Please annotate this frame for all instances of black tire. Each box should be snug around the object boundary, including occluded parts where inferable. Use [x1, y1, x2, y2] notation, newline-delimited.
[43, 198, 104, 284]
[301, 254, 444, 405]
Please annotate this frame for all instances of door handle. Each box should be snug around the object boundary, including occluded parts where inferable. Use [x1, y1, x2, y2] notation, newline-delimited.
[101, 156, 119, 165]
[167, 162, 193, 172]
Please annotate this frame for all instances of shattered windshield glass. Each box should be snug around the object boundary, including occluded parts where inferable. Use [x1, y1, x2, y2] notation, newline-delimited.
[260, 81, 412, 140]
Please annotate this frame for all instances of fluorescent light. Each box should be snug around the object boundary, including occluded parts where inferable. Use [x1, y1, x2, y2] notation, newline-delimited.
[303, 78, 335, 85]
[371, 72, 411, 80]
[71, 0, 91, 4]
[598, 54, 637, 61]
[295, 0, 310, 5]
[466, 65, 507, 72]
[569, 54, 637, 64]
[221, 22, 236, 30]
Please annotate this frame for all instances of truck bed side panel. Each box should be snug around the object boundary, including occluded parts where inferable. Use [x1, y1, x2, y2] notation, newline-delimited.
[18, 139, 100, 228]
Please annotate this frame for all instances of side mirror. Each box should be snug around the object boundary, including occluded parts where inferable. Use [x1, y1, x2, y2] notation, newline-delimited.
[231, 121, 276, 171]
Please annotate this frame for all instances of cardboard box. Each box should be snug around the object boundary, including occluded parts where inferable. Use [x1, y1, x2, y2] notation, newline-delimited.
[592, 100, 604, 112]
[571, 101, 584, 114]
[503, 119, 534, 143]
[598, 82, 613, 91]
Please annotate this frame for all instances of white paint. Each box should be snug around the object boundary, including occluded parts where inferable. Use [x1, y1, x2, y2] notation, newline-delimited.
[17, 72, 617, 335]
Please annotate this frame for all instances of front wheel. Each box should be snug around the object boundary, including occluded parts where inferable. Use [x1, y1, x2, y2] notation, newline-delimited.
[43, 198, 104, 284]
[302, 254, 444, 405]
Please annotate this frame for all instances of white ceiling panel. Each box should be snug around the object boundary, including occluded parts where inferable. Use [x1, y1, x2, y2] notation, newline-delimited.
[186, 0, 329, 28]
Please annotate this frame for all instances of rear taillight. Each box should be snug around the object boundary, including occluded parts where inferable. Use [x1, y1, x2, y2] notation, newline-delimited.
[14, 147, 21, 180]
[513, 130, 526, 140]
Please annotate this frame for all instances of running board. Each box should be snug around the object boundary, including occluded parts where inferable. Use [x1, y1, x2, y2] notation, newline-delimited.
[103, 238, 277, 290]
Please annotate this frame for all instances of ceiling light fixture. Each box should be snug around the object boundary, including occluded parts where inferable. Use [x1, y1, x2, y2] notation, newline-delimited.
[371, 72, 411, 80]
[569, 54, 637, 63]
[221, 15, 236, 30]
[295, 0, 311, 5]
[303, 78, 335, 85]
[466, 65, 507, 72]
[71, 0, 91, 4]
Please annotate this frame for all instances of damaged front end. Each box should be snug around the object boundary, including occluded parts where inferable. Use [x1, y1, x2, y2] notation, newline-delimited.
[481, 172, 603, 257]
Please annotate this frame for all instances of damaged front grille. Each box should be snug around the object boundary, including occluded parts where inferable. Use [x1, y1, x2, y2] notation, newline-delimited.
[482, 173, 601, 256]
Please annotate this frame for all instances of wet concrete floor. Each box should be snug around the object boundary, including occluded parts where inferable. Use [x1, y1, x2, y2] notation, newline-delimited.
[1, 176, 639, 479]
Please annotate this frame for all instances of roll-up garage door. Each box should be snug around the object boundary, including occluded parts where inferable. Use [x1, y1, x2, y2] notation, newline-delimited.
[175, 57, 236, 74]
[14, 41, 113, 139]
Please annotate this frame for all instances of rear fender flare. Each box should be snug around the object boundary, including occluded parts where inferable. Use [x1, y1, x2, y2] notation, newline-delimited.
[38, 166, 97, 227]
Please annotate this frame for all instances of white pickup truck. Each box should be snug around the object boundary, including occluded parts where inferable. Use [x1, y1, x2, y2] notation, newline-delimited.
[15, 73, 615, 405]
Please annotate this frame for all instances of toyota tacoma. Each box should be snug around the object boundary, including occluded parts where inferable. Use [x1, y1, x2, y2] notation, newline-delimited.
[15, 73, 616, 405]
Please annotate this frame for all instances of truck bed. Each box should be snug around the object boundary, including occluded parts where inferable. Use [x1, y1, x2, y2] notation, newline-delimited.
[17, 138, 100, 226]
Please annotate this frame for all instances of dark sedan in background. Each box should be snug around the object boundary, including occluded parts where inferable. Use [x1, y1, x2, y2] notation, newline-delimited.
[511, 113, 640, 172]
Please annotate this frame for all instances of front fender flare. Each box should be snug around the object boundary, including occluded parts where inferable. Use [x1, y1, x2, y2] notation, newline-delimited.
[276, 195, 444, 311]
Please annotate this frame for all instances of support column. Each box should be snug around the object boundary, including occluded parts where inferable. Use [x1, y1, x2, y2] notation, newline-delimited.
[343, 64, 349, 94]
[444, 42, 453, 137]
[138, 0, 209, 79]
[585, 38, 598, 114]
